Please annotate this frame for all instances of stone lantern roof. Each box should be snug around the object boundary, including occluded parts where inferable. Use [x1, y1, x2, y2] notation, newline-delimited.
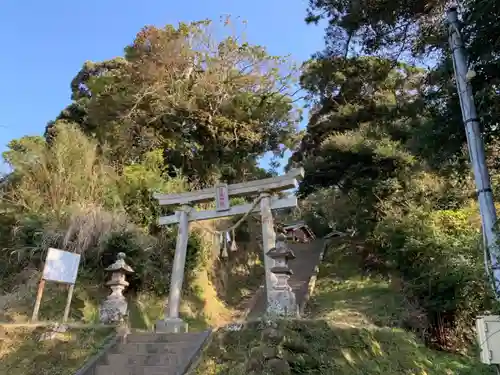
[105, 252, 134, 274]
[267, 233, 296, 261]
[267, 233, 296, 276]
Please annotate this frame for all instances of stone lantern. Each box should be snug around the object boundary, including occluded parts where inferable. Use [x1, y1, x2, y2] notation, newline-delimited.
[99, 252, 134, 324]
[266, 233, 299, 317]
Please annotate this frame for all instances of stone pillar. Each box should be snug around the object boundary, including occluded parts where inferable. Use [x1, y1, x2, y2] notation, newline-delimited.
[260, 192, 278, 304]
[156, 204, 191, 333]
[99, 253, 134, 324]
[266, 233, 299, 317]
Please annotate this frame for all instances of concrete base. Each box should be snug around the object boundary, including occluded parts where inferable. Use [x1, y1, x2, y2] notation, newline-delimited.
[155, 318, 188, 333]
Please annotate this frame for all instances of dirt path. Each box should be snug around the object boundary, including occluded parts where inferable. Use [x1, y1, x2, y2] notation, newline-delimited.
[246, 239, 325, 319]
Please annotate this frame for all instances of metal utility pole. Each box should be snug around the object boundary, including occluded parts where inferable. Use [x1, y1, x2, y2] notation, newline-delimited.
[447, 7, 500, 297]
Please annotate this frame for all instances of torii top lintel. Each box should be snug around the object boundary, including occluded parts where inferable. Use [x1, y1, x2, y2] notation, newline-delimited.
[153, 168, 304, 207]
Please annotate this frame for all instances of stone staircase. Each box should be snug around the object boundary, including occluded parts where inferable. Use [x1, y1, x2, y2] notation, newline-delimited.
[93, 331, 210, 375]
[77, 238, 325, 374]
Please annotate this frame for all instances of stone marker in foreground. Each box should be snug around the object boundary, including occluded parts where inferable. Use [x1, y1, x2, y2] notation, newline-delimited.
[99, 253, 134, 324]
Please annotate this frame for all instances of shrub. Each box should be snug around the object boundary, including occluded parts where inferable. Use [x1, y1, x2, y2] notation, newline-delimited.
[372, 207, 492, 350]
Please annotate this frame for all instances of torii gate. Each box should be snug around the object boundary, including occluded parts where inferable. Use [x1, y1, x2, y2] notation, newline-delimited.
[153, 168, 303, 332]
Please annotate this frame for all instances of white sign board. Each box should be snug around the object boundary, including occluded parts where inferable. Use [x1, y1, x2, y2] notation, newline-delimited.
[215, 183, 230, 211]
[42, 248, 81, 284]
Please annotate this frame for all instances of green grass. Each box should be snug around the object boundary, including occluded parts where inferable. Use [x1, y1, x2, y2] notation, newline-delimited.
[195, 239, 496, 375]
[0, 326, 114, 375]
[127, 292, 218, 332]
[196, 320, 493, 375]
[306, 240, 408, 328]
[218, 242, 265, 309]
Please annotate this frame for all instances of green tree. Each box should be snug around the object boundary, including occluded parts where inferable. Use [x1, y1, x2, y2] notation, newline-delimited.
[290, 56, 425, 209]
[47, 20, 301, 185]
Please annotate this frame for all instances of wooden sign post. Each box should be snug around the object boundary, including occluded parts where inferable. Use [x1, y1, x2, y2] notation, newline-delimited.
[153, 168, 304, 332]
[31, 248, 81, 323]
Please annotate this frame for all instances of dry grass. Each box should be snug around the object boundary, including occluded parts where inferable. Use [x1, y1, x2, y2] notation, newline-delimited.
[2, 213, 261, 330]
[10, 205, 134, 264]
[126, 219, 265, 331]
[0, 268, 104, 324]
[4, 122, 140, 265]
[0, 269, 39, 321]
[127, 222, 241, 332]
[129, 281, 234, 332]
[5, 123, 118, 219]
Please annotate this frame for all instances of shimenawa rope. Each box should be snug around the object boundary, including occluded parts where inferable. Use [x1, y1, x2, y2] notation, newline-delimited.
[194, 195, 264, 257]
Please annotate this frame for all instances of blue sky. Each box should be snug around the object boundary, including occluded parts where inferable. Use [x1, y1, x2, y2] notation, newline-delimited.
[0, 0, 325, 174]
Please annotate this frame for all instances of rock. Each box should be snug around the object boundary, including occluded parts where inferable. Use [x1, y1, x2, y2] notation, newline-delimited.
[261, 327, 283, 344]
[262, 327, 280, 338]
[246, 358, 264, 372]
[225, 323, 243, 331]
[99, 298, 128, 324]
[38, 324, 68, 341]
[258, 319, 278, 329]
[262, 346, 278, 360]
[266, 358, 291, 375]
[267, 290, 299, 317]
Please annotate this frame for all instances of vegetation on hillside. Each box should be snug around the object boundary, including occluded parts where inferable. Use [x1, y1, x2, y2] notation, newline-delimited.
[289, 0, 500, 352]
[0, 19, 286, 373]
[195, 239, 494, 374]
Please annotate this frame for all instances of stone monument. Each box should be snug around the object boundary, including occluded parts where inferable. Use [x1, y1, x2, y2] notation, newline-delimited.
[99, 252, 134, 324]
[266, 233, 299, 317]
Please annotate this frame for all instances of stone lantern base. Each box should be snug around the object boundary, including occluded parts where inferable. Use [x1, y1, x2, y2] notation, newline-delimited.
[99, 295, 128, 324]
[267, 287, 299, 318]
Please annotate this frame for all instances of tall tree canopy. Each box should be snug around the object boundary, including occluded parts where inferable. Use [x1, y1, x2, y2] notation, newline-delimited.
[303, 0, 500, 167]
[292, 56, 425, 197]
[47, 20, 301, 185]
[294, 0, 500, 195]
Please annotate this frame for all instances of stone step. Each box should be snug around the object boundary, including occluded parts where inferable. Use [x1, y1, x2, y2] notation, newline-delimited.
[114, 341, 197, 355]
[95, 364, 184, 375]
[93, 331, 211, 375]
[107, 352, 190, 368]
[126, 332, 204, 343]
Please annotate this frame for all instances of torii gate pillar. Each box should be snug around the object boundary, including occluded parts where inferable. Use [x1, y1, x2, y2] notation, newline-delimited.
[155, 205, 191, 333]
[260, 192, 278, 302]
